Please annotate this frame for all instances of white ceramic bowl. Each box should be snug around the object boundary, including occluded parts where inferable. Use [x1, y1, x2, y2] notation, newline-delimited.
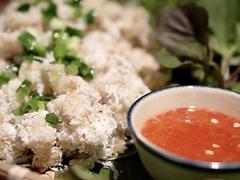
[128, 86, 240, 180]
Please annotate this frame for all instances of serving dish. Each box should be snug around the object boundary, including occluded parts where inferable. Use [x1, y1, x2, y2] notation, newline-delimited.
[128, 86, 240, 180]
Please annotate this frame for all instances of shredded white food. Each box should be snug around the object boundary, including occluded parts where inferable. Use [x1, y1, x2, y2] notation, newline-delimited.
[0, 0, 162, 170]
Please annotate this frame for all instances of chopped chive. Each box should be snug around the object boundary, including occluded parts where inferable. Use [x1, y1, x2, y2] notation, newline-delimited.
[65, 26, 83, 37]
[30, 91, 52, 101]
[85, 10, 95, 25]
[16, 79, 32, 102]
[45, 113, 61, 125]
[14, 91, 52, 116]
[62, 56, 94, 80]
[18, 31, 46, 56]
[42, 1, 57, 20]
[73, 9, 82, 18]
[0, 65, 18, 86]
[16, 3, 31, 12]
[67, 0, 82, 7]
[78, 61, 94, 80]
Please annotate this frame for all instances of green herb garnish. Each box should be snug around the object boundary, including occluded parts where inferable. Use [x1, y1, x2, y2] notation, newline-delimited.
[63, 56, 94, 80]
[15, 90, 52, 116]
[67, 0, 82, 7]
[45, 113, 61, 125]
[18, 31, 46, 56]
[16, 79, 32, 102]
[65, 26, 83, 37]
[16, 3, 31, 12]
[0, 65, 18, 86]
[42, 1, 57, 20]
[52, 30, 70, 59]
[85, 10, 96, 25]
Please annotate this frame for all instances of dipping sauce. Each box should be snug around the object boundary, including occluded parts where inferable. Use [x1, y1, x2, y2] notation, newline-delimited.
[141, 107, 240, 162]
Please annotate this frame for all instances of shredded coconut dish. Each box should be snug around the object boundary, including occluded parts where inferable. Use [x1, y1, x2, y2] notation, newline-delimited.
[0, 0, 163, 174]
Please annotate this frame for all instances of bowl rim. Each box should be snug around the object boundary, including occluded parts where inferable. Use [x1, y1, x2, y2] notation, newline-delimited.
[127, 85, 240, 171]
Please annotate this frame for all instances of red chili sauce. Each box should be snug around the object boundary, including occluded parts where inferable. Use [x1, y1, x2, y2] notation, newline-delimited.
[141, 107, 240, 162]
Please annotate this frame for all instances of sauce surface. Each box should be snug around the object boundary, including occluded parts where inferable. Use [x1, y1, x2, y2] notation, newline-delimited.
[141, 107, 240, 162]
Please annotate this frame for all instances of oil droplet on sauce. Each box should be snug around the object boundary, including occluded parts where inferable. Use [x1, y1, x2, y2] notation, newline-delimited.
[141, 107, 240, 162]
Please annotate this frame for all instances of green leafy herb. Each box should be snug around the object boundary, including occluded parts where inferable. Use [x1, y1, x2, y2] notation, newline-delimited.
[156, 4, 209, 62]
[198, 0, 240, 82]
[67, 0, 82, 7]
[85, 10, 96, 25]
[155, 50, 182, 68]
[42, 1, 57, 20]
[16, 3, 31, 12]
[18, 31, 46, 56]
[65, 26, 83, 37]
[0, 65, 18, 86]
[45, 113, 61, 125]
[16, 79, 32, 102]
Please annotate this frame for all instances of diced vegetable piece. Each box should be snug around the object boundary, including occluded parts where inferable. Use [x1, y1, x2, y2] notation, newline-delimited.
[0, 65, 18, 86]
[16, 79, 32, 102]
[45, 113, 61, 125]
[65, 26, 83, 37]
[85, 10, 96, 25]
[42, 1, 57, 20]
[16, 3, 30, 12]
[18, 31, 46, 56]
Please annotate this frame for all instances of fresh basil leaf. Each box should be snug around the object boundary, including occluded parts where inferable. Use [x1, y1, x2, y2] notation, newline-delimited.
[155, 50, 182, 68]
[156, 4, 209, 61]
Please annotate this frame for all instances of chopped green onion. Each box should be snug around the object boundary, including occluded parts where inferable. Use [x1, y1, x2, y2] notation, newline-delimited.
[16, 79, 32, 102]
[73, 9, 82, 18]
[45, 113, 61, 125]
[0, 65, 18, 86]
[16, 3, 31, 12]
[14, 103, 32, 116]
[67, 0, 82, 7]
[42, 1, 57, 20]
[85, 10, 96, 25]
[78, 61, 94, 80]
[30, 91, 52, 101]
[65, 26, 83, 37]
[62, 56, 94, 80]
[14, 91, 52, 116]
[18, 31, 46, 56]
[52, 30, 69, 59]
